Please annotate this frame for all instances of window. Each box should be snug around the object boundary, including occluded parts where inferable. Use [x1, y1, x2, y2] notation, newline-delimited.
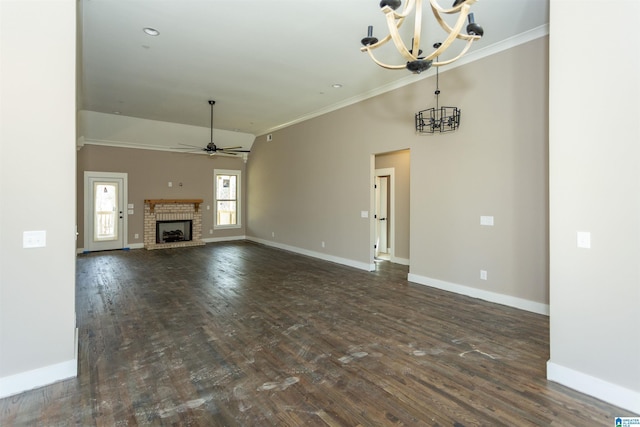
[214, 169, 241, 229]
[93, 182, 118, 241]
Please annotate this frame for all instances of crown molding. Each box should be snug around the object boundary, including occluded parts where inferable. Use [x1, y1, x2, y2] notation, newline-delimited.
[262, 24, 549, 135]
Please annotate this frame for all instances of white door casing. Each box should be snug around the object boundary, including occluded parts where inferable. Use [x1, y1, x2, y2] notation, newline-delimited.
[375, 176, 388, 255]
[375, 168, 395, 259]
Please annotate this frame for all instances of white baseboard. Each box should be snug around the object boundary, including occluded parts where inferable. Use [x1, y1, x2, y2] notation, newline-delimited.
[407, 273, 549, 316]
[202, 235, 247, 244]
[0, 358, 77, 399]
[391, 256, 410, 266]
[547, 361, 640, 414]
[77, 243, 143, 254]
[77, 237, 249, 254]
[246, 237, 373, 272]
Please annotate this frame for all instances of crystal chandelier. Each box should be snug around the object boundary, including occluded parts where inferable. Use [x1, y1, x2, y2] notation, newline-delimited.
[360, 0, 484, 74]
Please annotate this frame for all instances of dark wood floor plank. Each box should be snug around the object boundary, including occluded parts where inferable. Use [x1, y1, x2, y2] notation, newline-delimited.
[0, 241, 634, 426]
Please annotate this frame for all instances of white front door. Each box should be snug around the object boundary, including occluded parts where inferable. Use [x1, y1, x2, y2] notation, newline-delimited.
[84, 172, 127, 251]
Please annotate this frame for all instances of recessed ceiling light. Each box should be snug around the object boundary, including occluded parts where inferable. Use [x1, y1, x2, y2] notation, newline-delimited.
[143, 27, 160, 36]
[332, 83, 343, 89]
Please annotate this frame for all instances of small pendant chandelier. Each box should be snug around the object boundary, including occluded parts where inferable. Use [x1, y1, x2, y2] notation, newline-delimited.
[415, 44, 460, 134]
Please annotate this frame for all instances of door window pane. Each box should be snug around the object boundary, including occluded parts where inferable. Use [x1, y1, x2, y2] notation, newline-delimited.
[94, 182, 118, 241]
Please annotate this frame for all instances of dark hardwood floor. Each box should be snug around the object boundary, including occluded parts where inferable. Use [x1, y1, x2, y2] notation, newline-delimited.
[0, 241, 632, 426]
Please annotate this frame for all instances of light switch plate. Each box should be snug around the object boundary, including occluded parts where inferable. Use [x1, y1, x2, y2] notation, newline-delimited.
[577, 231, 591, 249]
[480, 216, 494, 226]
[361, 211, 369, 218]
[23, 230, 46, 248]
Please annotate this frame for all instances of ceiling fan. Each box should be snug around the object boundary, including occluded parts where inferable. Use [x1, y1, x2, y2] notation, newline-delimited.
[177, 100, 250, 156]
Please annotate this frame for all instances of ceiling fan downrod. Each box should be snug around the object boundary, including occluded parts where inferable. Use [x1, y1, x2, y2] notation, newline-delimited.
[208, 100, 216, 147]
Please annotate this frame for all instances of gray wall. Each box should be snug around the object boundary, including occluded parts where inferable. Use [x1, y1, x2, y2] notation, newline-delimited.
[246, 113, 375, 263]
[247, 37, 549, 308]
[0, 0, 77, 394]
[547, 0, 640, 411]
[409, 38, 549, 307]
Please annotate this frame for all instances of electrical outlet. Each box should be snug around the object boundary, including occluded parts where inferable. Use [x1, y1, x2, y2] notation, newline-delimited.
[480, 270, 488, 280]
[272, 231, 275, 238]
[134, 233, 139, 239]
[321, 241, 325, 248]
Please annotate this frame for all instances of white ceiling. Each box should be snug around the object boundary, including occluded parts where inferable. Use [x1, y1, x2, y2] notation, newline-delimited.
[80, 0, 549, 138]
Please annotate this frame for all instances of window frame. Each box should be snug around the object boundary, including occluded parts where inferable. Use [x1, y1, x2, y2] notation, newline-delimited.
[213, 169, 242, 230]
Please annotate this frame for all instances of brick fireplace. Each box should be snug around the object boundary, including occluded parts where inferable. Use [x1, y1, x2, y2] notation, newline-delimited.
[143, 199, 205, 250]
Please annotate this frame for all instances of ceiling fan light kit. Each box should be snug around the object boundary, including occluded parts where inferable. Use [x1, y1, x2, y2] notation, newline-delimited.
[360, 0, 484, 74]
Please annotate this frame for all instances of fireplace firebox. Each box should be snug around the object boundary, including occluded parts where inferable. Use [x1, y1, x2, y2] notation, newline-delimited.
[156, 220, 193, 244]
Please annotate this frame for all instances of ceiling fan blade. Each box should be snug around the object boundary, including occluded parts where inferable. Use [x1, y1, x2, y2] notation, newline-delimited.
[220, 146, 242, 150]
[171, 146, 200, 150]
[221, 149, 250, 153]
[175, 149, 205, 156]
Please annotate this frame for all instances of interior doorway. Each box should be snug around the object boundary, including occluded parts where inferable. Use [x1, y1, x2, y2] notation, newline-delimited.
[372, 150, 410, 267]
[84, 171, 128, 252]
